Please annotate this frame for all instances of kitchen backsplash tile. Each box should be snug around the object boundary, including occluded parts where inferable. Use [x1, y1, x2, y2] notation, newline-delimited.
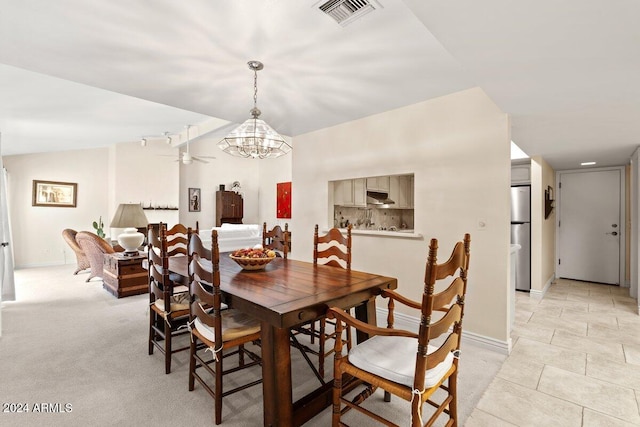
[334, 207, 414, 231]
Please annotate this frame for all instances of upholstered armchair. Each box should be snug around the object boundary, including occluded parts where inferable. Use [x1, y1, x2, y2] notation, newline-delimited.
[62, 229, 90, 275]
[75, 231, 123, 282]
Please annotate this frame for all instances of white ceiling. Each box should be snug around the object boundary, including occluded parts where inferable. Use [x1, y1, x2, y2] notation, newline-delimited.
[1, 0, 639, 170]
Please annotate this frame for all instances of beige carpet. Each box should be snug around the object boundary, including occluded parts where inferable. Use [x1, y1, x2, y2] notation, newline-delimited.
[0, 264, 505, 426]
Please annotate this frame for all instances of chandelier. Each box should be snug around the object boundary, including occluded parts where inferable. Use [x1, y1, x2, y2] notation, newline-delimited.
[217, 61, 292, 159]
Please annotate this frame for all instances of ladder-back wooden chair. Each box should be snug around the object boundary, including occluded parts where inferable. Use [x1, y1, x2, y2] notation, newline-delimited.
[187, 229, 262, 425]
[327, 233, 471, 427]
[147, 223, 191, 374]
[164, 222, 198, 289]
[262, 222, 290, 258]
[294, 224, 354, 380]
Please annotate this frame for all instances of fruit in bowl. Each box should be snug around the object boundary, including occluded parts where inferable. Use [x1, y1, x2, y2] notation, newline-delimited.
[231, 247, 276, 259]
[230, 246, 277, 270]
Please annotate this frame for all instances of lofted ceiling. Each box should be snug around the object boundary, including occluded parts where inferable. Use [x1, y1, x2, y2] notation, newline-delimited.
[1, 0, 639, 170]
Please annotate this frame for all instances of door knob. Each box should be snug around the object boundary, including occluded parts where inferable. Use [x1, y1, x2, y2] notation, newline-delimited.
[606, 231, 618, 236]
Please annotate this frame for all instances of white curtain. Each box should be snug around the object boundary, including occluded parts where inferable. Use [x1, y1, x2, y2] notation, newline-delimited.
[1, 152, 16, 302]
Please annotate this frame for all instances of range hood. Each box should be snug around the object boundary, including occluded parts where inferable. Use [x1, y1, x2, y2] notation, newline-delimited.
[367, 191, 395, 205]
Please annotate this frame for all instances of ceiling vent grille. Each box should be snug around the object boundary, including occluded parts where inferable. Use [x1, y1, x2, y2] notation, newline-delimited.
[317, 0, 382, 26]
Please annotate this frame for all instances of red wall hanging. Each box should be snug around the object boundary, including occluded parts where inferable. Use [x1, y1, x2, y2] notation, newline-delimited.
[277, 182, 291, 219]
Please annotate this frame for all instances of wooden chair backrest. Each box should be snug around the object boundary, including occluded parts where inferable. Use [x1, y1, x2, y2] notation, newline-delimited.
[188, 229, 223, 346]
[147, 224, 172, 311]
[313, 224, 351, 269]
[414, 233, 471, 392]
[262, 222, 290, 258]
[157, 222, 199, 258]
[147, 223, 161, 247]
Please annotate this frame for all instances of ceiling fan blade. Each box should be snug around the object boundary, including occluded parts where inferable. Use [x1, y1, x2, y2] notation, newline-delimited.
[193, 157, 209, 164]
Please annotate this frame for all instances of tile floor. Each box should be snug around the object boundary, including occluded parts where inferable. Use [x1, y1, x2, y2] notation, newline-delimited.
[466, 279, 640, 427]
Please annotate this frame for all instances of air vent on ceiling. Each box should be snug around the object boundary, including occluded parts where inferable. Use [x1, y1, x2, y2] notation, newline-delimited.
[317, 0, 382, 26]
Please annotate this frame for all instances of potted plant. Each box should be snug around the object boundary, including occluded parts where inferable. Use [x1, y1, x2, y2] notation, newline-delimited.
[92, 216, 105, 238]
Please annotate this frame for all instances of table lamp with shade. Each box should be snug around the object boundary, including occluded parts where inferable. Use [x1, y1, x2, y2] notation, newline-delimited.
[110, 203, 149, 256]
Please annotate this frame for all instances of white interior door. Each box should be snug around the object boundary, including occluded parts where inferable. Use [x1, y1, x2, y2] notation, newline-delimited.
[558, 169, 622, 285]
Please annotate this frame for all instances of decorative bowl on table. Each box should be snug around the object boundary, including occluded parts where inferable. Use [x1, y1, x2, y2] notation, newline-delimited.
[229, 247, 277, 270]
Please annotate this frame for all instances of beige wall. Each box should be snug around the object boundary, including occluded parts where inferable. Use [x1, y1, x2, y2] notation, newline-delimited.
[630, 149, 639, 300]
[255, 141, 294, 232]
[626, 165, 631, 284]
[5, 140, 181, 267]
[178, 134, 263, 230]
[4, 149, 110, 267]
[290, 88, 511, 345]
[530, 156, 556, 293]
[4, 87, 513, 346]
[4, 134, 282, 268]
[109, 139, 180, 233]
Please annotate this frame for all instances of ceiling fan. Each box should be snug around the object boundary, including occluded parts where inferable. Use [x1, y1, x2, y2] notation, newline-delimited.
[162, 125, 216, 164]
[179, 125, 211, 164]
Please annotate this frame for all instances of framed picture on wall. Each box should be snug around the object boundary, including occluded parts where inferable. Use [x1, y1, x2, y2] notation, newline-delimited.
[32, 180, 77, 207]
[189, 188, 201, 212]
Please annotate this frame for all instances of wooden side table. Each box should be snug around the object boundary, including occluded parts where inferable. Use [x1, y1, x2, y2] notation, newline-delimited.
[103, 252, 148, 298]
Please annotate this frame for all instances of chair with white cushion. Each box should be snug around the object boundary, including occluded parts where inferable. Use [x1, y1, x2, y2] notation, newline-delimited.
[187, 229, 262, 425]
[327, 233, 471, 426]
[147, 223, 191, 374]
[293, 224, 353, 381]
[163, 222, 199, 290]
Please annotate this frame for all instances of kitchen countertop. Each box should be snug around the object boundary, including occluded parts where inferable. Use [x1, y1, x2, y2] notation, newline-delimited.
[335, 228, 423, 239]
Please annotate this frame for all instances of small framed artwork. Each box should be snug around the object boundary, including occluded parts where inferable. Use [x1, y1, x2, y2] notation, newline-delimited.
[189, 188, 201, 212]
[32, 180, 77, 207]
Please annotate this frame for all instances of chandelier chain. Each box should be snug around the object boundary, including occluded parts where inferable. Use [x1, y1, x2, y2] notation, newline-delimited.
[253, 68, 258, 110]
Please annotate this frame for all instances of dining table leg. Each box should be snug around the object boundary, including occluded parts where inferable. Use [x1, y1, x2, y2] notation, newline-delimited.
[354, 297, 377, 343]
[261, 321, 293, 427]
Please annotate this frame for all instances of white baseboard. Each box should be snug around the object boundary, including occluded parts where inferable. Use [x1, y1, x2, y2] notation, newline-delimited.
[16, 261, 67, 269]
[463, 330, 512, 355]
[530, 274, 555, 300]
[376, 307, 511, 355]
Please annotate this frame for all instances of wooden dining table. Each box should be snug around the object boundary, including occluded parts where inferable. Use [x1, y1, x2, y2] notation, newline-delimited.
[168, 253, 397, 427]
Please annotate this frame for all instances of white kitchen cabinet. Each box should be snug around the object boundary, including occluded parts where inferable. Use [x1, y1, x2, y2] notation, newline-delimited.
[389, 174, 414, 208]
[334, 179, 353, 206]
[353, 178, 366, 207]
[511, 162, 530, 184]
[334, 178, 366, 207]
[366, 176, 390, 192]
[400, 175, 414, 209]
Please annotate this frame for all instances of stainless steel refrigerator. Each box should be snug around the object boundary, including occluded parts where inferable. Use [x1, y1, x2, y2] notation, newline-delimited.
[511, 185, 531, 291]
